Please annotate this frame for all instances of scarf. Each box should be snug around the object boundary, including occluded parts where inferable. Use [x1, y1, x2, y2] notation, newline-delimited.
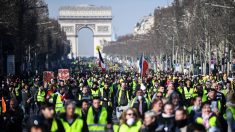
[202, 113, 212, 129]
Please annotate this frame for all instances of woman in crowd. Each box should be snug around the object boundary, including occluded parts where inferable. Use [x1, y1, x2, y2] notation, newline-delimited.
[156, 103, 175, 132]
[140, 111, 158, 132]
[151, 98, 163, 116]
[195, 102, 220, 132]
[187, 96, 202, 122]
[118, 108, 142, 132]
[169, 93, 183, 111]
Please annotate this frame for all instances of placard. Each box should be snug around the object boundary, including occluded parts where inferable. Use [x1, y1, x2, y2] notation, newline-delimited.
[58, 69, 70, 81]
[43, 71, 54, 83]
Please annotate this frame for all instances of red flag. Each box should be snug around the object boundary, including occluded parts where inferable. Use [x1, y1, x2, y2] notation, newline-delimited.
[139, 53, 149, 77]
[1, 96, 6, 113]
[143, 60, 148, 76]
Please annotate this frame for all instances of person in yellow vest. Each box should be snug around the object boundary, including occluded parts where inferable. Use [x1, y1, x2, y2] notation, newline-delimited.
[59, 100, 84, 132]
[194, 84, 208, 103]
[81, 100, 89, 132]
[100, 82, 114, 123]
[77, 86, 92, 104]
[208, 88, 228, 131]
[207, 89, 224, 115]
[149, 80, 159, 97]
[14, 82, 22, 103]
[140, 83, 151, 102]
[214, 83, 226, 110]
[182, 79, 194, 105]
[225, 92, 235, 132]
[90, 82, 101, 98]
[87, 77, 93, 88]
[87, 97, 111, 132]
[195, 102, 220, 131]
[130, 89, 150, 118]
[36, 86, 46, 113]
[29, 102, 64, 132]
[100, 82, 113, 109]
[217, 82, 228, 96]
[176, 80, 184, 95]
[115, 81, 130, 119]
[118, 108, 142, 132]
[55, 87, 66, 114]
[131, 78, 138, 95]
[187, 96, 202, 121]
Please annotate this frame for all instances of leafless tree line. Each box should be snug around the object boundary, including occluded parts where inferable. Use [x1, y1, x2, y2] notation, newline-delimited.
[103, 0, 235, 74]
[0, 0, 70, 75]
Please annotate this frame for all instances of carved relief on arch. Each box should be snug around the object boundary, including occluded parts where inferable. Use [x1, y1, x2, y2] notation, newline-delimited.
[76, 24, 96, 32]
[62, 26, 74, 33]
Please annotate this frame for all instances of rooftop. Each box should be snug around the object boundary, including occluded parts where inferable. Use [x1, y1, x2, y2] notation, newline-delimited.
[59, 5, 112, 11]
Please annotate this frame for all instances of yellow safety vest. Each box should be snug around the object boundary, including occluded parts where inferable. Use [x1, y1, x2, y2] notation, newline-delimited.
[119, 120, 142, 132]
[15, 85, 21, 96]
[91, 89, 100, 98]
[113, 124, 120, 132]
[224, 106, 235, 120]
[37, 90, 45, 102]
[132, 81, 137, 91]
[227, 106, 235, 120]
[130, 97, 150, 110]
[78, 94, 82, 101]
[187, 106, 193, 114]
[87, 107, 107, 132]
[50, 118, 59, 132]
[55, 94, 63, 113]
[183, 87, 194, 99]
[177, 86, 183, 94]
[118, 90, 130, 106]
[196, 116, 217, 128]
[100, 88, 112, 107]
[87, 79, 93, 87]
[60, 117, 83, 132]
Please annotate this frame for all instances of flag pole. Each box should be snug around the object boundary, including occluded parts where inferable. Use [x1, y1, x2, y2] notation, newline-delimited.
[141, 52, 144, 80]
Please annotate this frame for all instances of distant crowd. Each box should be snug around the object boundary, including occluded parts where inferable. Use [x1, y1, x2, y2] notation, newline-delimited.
[0, 64, 235, 132]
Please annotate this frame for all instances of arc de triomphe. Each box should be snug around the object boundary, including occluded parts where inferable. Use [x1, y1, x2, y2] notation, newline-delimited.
[58, 5, 112, 58]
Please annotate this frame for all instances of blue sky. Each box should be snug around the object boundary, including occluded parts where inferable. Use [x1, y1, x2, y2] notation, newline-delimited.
[45, 0, 172, 36]
[45, 0, 173, 57]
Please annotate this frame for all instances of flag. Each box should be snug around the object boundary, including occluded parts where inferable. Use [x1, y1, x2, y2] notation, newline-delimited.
[139, 53, 148, 77]
[1, 96, 6, 113]
[98, 49, 106, 72]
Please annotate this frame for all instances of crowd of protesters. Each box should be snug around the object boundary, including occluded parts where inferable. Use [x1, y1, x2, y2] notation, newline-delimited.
[0, 63, 235, 132]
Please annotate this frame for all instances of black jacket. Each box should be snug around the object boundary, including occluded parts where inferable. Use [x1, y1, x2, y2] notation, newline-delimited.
[156, 113, 175, 132]
[140, 122, 158, 132]
[131, 97, 149, 117]
[2, 107, 24, 132]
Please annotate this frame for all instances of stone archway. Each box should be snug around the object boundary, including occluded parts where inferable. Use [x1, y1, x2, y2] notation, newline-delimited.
[58, 5, 112, 58]
[77, 27, 94, 57]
